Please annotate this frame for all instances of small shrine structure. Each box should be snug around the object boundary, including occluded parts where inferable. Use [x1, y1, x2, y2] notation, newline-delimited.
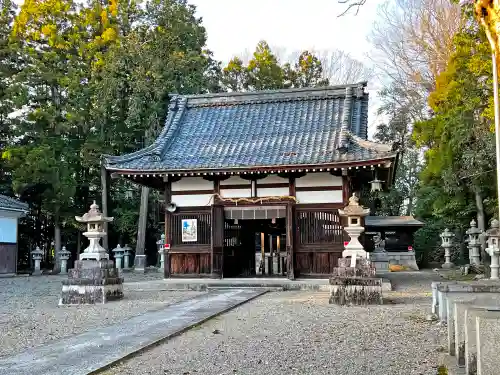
[0, 194, 28, 276]
[102, 82, 399, 279]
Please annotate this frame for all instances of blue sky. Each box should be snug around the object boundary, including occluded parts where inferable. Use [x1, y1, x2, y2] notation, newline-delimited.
[188, 0, 385, 63]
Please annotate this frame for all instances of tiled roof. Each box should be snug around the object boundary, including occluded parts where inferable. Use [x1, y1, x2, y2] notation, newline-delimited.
[104, 83, 397, 172]
[0, 194, 29, 212]
[365, 216, 424, 227]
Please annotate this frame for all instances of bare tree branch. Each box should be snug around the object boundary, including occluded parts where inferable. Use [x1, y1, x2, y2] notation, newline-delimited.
[337, 0, 367, 17]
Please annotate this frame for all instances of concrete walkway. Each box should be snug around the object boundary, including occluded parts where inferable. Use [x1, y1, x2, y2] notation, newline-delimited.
[0, 288, 267, 375]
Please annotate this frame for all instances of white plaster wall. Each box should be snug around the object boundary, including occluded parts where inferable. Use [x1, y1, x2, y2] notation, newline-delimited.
[295, 172, 342, 187]
[0, 217, 17, 243]
[220, 176, 249, 186]
[257, 187, 289, 197]
[170, 194, 213, 207]
[172, 177, 213, 191]
[220, 188, 252, 198]
[258, 175, 288, 184]
[296, 190, 343, 204]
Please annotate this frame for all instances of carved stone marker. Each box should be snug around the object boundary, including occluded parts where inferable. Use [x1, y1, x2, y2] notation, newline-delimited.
[59, 201, 123, 305]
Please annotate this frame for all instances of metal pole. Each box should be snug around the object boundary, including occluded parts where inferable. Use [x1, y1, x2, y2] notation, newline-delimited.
[493, 52, 500, 221]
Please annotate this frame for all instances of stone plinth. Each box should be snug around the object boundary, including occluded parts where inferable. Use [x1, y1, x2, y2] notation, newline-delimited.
[329, 277, 383, 305]
[386, 252, 419, 270]
[369, 251, 390, 272]
[59, 260, 123, 305]
[476, 312, 500, 375]
[329, 257, 382, 306]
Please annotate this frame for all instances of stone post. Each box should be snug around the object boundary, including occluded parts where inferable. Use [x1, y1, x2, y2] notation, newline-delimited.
[123, 244, 133, 270]
[157, 234, 165, 270]
[59, 246, 71, 274]
[31, 246, 43, 276]
[466, 219, 482, 266]
[112, 244, 124, 270]
[485, 219, 500, 280]
[440, 228, 455, 269]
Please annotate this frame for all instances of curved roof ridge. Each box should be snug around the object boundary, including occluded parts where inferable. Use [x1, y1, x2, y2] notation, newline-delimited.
[348, 132, 394, 153]
[104, 96, 188, 166]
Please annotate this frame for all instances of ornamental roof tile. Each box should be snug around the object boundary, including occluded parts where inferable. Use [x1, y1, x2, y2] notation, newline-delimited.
[103, 83, 397, 172]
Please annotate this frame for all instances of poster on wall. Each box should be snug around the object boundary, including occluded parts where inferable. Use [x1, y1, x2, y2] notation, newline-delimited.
[182, 219, 198, 242]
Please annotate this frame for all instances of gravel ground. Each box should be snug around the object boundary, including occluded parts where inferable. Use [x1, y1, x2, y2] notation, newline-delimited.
[104, 271, 446, 375]
[0, 275, 202, 357]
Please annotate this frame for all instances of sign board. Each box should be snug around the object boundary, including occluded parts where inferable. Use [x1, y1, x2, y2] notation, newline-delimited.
[181, 219, 198, 242]
[164, 244, 171, 250]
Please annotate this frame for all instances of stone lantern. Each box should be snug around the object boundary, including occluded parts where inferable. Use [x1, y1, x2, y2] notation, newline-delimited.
[112, 244, 124, 270]
[338, 193, 370, 267]
[466, 219, 482, 266]
[122, 244, 133, 270]
[59, 246, 71, 274]
[59, 201, 123, 305]
[440, 228, 455, 269]
[31, 246, 43, 276]
[485, 219, 500, 280]
[157, 234, 165, 270]
[75, 201, 114, 261]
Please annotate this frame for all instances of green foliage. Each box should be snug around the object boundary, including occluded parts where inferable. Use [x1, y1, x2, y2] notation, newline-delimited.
[1, 0, 223, 264]
[222, 42, 329, 91]
[410, 4, 497, 266]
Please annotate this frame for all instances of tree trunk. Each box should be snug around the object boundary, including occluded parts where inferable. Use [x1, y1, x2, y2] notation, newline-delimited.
[475, 188, 490, 277]
[134, 186, 149, 271]
[53, 212, 61, 273]
[405, 196, 414, 216]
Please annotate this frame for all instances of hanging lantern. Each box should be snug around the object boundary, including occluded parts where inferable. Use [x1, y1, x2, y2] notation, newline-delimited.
[369, 179, 383, 192]
[369, 169, 384, 193]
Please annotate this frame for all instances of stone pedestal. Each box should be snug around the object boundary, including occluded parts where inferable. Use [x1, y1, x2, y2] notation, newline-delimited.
[59, 260, 123, 305]
[59, 246, 71, 274]
[369, 251, 389, 272]
[158, 249, 165, 270]
[31, 246, 43, 276]
[134, 254, 146, 272]
[255, 252, 262, 275]
[329, 257, 382, 305]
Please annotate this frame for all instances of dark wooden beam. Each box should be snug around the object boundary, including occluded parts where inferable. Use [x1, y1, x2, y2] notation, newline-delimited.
[164, 180, 172, 278]
[289, 176, 296, 197]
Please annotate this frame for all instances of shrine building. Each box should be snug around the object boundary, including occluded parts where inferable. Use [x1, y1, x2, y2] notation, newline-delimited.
[103, 82, 399, 279]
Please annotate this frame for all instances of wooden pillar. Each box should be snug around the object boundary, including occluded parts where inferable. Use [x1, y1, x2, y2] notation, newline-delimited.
[100, 164, 110, 250]
[164, 180, 172, 278]
[342, 173, 351, 206]
[286, 202, 295, 280]
[289, 176, 296, 197]
[211, 204, 224, 278]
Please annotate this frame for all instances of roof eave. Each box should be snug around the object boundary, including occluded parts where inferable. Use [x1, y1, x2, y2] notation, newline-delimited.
[106, 155, 398, 175]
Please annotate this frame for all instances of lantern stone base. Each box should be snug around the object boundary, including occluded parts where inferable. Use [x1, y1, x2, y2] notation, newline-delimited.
[329, 258, 383, 305]
[59, 260, 123, 305]
[369, 251, 390, 272]
[386, 252, 419, 270]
